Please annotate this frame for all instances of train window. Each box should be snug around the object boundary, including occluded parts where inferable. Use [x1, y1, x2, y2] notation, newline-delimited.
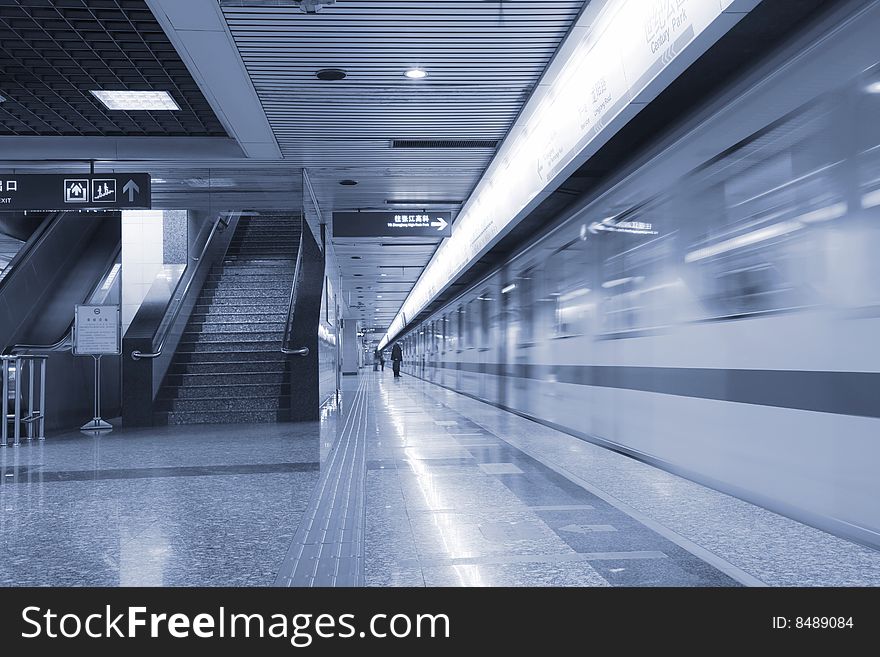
[479, 289, 491, 347]
[549, 241, 591, 336]
[516, 267, 536, 344]
[600, 218, 675, 334]
[685, 133, 828, 318]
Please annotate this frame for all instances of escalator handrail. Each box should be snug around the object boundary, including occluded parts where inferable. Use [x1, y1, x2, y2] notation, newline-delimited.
[130, 214, 230, 361]
[0, 212, 62, 295]
[6, 243, 122, 356]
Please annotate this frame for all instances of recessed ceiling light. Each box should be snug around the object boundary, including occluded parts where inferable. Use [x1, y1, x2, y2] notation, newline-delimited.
[90, 90, 180, 111]
[404, 68, 427, 79]
[339, 179, 358, 186]
[380, 273, 387, 277]
[316, 68, 347, 81]
[865, 81, 880, 94]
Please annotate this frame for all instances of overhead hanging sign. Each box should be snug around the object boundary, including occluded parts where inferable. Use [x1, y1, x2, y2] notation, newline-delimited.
[332, 211, 452, 238]
[0, 173, 151, 211]
[73, 305, 121, 356]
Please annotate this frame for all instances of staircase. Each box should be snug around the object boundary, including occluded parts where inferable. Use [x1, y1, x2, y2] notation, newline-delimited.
[154, 215, 301, 425]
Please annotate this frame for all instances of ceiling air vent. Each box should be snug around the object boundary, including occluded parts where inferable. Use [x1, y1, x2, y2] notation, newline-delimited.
[391, 139, 499, 149]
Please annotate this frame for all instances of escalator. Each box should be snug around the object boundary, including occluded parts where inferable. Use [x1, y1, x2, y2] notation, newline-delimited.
[1, 210, 122, 431]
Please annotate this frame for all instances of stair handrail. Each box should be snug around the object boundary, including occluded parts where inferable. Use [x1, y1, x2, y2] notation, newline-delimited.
[131, 214, 229, 361]
[281, 217, 310, 357]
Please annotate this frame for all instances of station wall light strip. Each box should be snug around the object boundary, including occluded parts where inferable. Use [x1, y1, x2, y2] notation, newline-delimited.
[379, 0, 756, 350]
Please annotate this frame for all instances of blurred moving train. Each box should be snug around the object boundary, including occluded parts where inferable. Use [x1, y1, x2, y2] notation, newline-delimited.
[397, 1, 880, 547]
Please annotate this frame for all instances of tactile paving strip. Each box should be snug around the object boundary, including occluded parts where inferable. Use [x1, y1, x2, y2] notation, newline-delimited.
[274, 375, 369, 586]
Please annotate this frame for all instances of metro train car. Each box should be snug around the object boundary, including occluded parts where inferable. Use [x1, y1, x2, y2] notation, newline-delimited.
[399, 7, 880, 548]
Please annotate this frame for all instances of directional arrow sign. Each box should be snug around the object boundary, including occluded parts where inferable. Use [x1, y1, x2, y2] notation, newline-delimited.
[332, 211, 453, 238]
[0, 173, 151, 211]
[122, 179, 140, 202]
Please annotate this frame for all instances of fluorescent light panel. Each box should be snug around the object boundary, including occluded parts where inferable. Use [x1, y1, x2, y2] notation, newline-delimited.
[91, 90, 180, 111]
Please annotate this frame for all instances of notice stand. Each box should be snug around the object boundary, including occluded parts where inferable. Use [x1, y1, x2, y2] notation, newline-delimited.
[73, 305, 121, 434]
[81, 355, 112, 432]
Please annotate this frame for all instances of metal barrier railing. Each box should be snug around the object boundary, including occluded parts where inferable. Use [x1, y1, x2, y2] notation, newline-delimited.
[2, 355, 47, 447]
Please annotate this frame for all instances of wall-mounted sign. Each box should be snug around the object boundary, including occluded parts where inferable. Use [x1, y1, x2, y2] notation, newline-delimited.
[332, 211, 452, 238]
[73, 305, 121, 356]
[0, 173, 151, 211]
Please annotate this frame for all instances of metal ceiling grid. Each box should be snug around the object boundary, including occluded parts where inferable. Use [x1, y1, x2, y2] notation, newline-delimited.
[0, 0, 227, 137]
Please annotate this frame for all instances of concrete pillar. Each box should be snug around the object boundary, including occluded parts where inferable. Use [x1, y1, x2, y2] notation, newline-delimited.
[341, 319, 359, 376]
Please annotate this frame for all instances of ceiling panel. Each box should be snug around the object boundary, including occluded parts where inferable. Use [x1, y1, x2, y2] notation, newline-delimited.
[0, 0, 227, 137]
[221, 0, 585, 327]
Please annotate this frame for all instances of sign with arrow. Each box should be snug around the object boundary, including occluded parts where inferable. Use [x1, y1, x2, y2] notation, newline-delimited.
[332, 211, 452, 238]
[0, 173, 151, 211]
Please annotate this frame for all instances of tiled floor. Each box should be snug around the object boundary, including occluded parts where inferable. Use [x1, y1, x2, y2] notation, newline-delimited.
[3, 370, 880, 587]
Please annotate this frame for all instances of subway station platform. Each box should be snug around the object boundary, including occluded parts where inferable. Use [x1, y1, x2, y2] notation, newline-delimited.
[3, 371, 878, 588]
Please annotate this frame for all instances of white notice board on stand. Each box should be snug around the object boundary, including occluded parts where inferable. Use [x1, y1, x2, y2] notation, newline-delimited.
[73, 305, 121, 356]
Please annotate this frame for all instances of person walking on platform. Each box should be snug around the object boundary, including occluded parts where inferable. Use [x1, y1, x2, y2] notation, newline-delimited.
[373, 348, 380, 371]
[391, 342, 403, 378]
[379, 350, 385, 371]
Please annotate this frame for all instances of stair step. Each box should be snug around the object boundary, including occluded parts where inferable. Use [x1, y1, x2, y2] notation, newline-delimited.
[191, 306, 285, 314]
[180, 331, 281, 344]
[174, 342, 280, 353]
[154, 409, 292, 426]
[171, 350, 286, 363]
[198, 289, 291, 300]
[206, 273, 295, 282]
[190, 309, 288, 320]
[168, 361, 287, 375]
[161, 383, 287, 400]
[164, 372, 286, 386]
[204, 277, 292, 286]
[221, 258, 296, 265]
[188, 321, 285, 333]
[229, 238, 298, 244]
[157, 396, 290, 412]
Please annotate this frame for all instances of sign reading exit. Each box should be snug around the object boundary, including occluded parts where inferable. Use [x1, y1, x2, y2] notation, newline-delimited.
[0, 173, 151, 211]
[332, 211, 452, 238]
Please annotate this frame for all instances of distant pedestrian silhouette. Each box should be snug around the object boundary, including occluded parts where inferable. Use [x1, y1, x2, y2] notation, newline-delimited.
[391, 342, 403, 378]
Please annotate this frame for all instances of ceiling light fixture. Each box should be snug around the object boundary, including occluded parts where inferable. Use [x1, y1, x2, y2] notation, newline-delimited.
[404, 68, 427, 79]
[316, 68, 347, 81]
[865, 81, 880, 94]
[0, 94, 6, 104]
[90, 90, 179, 111]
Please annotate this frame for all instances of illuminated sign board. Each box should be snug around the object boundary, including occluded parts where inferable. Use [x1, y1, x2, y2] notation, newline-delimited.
[0, 174, 151, 211]
[332, 212, 452, 238]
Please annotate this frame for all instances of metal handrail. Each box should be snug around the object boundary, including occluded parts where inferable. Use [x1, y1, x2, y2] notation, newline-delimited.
[131, 214, 229, 361]
[281, 217, 310, 358]
[10, 331, 72, 355]
[2, 354, 48, 446]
